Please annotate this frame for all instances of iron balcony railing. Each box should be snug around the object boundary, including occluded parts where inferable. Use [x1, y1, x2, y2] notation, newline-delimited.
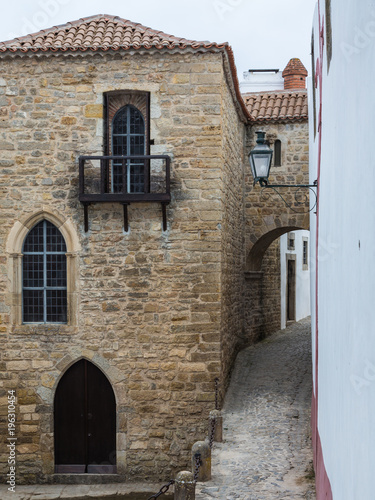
[78, 155, 171, 232]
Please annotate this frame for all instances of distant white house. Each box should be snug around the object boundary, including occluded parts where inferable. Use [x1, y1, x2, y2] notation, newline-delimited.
[280, 230, 310, 330]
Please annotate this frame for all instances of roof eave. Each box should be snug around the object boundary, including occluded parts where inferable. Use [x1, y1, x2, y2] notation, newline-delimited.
[250, 116, 308, 124]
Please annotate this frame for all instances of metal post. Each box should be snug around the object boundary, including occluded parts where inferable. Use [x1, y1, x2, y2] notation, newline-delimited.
[174, 471, 195, 500]
[79, 157, 85, 195]
[123, 203, 129, 232]
[162, 203, 168, 231]
[191, 441, 211, 481]
[83, 203, 89, 233]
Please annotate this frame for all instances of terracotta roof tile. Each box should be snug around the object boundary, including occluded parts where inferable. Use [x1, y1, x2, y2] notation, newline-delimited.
[0, 14, 222, 53]
[243, 90, 308, 123]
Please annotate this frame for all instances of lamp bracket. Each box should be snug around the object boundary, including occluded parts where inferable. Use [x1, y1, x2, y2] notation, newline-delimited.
[259, 180, 318, 214]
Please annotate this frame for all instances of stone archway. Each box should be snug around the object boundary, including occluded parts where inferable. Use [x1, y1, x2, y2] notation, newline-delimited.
[247, 226, 304, 272]
[244, 221, 309, 345]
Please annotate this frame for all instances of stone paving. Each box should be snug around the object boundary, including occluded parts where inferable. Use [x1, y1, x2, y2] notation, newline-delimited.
[0, 318, 315, 500]
[196, 317, 315, 500]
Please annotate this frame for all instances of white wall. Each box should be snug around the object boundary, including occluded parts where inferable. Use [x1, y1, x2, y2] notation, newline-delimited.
[240, 70, 284, 93]
[310, 1, 375, 498]
[280, 230, 311, 329]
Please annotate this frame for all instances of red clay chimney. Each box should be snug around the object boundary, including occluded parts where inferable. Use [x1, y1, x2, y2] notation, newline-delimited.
[282, 58, 308, 89]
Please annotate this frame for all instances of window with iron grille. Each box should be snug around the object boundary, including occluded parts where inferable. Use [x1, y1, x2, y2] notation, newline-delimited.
[22, 220, 67, 323]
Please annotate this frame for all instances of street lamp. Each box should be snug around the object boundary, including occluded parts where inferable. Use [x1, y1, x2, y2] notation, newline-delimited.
[249, 130, 317, 212]
[249, 131, 273, 186]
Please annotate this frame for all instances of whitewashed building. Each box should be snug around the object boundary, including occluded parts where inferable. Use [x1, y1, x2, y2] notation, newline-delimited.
[310, 1, 375, 498]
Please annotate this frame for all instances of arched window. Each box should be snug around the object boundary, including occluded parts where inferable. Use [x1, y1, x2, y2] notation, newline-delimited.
[274, 139, 282, 166]
[112, 104, 145, 193]
[23, 220, 67, 323]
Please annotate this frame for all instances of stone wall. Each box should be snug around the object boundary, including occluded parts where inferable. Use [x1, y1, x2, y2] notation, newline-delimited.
[219, 70, 246, 389]
[244, 239, 281, 344]
[261, 239, 281, 337]
[0, 49, 246, 482]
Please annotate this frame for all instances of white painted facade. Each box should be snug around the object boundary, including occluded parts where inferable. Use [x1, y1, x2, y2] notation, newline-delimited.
[310, 1, 375, 498]
[280, 230, 310, 330]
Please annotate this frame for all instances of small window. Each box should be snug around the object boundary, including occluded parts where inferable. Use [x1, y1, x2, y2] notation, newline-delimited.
[311, 31, 317, 139]
[302, 238, 309, 270]
[274, 139, 282, 166]
[326, 0, 332, 71]
[287, 232, 295, 251]
[23, 220, 67, 323]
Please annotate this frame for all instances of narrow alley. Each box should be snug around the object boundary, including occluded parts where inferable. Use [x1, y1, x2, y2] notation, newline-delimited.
[197, 318, 315, 499]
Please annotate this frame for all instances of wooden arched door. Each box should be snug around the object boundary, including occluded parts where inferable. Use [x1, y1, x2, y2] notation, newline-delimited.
[54, 359, 116, 473]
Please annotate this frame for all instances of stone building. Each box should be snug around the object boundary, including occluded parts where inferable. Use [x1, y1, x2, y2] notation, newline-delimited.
[0, 14, 309, 485]
[241, 58, 310, 342]
[0, 13, 249, 484]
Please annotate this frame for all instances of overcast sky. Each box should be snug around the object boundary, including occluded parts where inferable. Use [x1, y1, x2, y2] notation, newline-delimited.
[1, 0, 317, 80]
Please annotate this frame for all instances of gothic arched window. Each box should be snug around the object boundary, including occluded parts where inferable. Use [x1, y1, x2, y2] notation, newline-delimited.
[23, 220, 67, 323]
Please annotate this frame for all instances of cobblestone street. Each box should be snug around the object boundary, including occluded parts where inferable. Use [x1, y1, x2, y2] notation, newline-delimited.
[197, 318, 315, 500]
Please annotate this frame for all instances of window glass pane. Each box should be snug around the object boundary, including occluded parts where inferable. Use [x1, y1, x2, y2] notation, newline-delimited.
[130, 164, 145, 193]
[112, 135, 127, 156]
[130, 135, 145, 156]
[112, 160, 127, 193]
[47, 290, 67, 323]
[23, 254, 44, 288]
[46, 221, 67, 252]
[112, 108, 127, 135]
[23, 290, 44, 323]
[129, 107, 144, 135]
[47, 254, 67, 287]
[23, 221, 44, 253]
